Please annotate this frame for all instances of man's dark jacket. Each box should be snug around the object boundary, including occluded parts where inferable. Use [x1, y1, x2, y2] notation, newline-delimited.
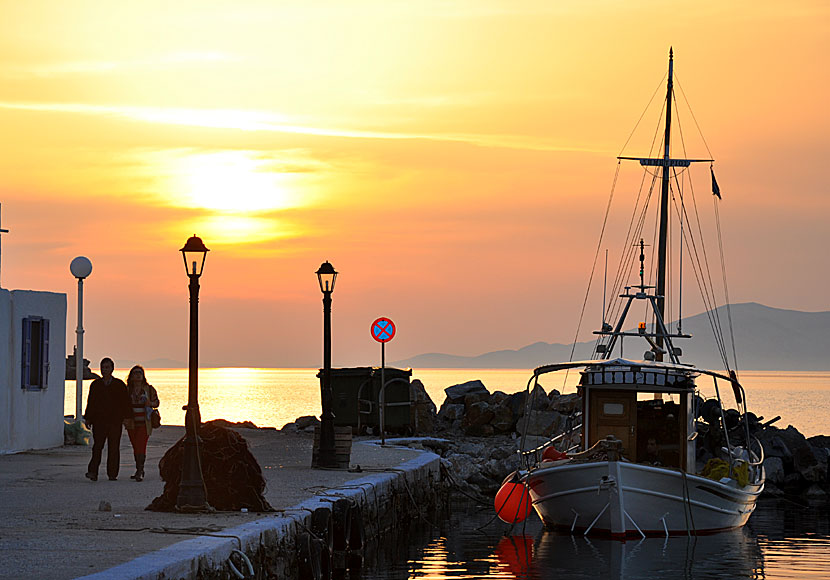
[83, 377, 131, 425]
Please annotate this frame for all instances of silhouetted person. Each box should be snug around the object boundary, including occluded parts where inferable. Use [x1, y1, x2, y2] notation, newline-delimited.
[124, 365, 159, 482]
[83, 358, 131, 481]
[645, 436, 662, 466]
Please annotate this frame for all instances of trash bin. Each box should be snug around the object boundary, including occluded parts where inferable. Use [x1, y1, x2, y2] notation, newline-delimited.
[318, 367, 413, 434]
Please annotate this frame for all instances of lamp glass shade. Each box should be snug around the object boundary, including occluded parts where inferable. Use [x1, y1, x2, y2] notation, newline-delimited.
[70, 256, 93, 279]
[316, 261, 337, 293]
[180, 235, 209, 276]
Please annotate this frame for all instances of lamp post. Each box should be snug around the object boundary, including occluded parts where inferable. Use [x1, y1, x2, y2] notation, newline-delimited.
[70, 256, 92, 423]
[316, 260, 338, 468]
[176, 235, 210, 511]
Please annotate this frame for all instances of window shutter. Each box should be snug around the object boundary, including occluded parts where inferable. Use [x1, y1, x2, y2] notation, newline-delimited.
[21, 317, 32, 389]
[41, 318, 50, 388]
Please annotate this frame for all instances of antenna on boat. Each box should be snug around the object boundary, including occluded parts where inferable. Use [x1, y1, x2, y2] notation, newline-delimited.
[639, 239, 646, 289]
[602, 249, 608, 328]
[678, 196, 684, 334]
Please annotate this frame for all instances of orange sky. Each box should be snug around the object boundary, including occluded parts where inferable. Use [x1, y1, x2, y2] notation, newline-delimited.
[0, 1, 827, 367]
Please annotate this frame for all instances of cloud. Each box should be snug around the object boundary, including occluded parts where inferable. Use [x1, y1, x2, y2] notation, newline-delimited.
[0, 101, 597, 153]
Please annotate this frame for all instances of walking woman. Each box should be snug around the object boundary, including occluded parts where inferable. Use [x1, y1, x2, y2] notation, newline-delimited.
[124, 365, 159, 482]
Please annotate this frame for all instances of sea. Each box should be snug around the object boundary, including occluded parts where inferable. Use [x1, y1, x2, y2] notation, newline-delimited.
[359, 497, 830, 580]
[64, 368, 830, 579]
[65, 368, 830, 436]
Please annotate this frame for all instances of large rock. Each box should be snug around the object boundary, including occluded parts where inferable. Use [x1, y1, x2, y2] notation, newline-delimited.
[763, 456, 785, 485]
[505, 392, 527, 418]
[462, 401, 495, 436]
[804, 484, 828, 500]
[491, 403, 516, 433]
[463, 391, 491, 408]
[437, 403, 465, 423]
[491, 391, 509, 406]
[767, 426, 826, 483]
[551, 393, 582, 414]
[444, 380, 489, 404]
[410, 379, 437, 434]
[517, 410, 561, 437]
[528, 384, 550, 411]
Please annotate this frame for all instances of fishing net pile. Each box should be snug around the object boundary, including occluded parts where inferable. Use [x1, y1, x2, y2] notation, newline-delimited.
[146, 420, 273, 512]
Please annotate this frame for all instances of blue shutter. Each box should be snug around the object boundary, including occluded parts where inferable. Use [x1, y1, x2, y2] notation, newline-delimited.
[21, 316, 48, 390]
[41, 318, 50, 389]
[21, 317, 32, 389]
[20, 318, 32, 389]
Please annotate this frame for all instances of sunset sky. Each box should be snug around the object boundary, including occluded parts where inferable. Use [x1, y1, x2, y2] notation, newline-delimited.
[0, 1, 827, 368]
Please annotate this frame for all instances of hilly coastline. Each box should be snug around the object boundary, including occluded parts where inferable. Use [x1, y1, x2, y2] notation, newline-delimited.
[393, 303, 830, 371]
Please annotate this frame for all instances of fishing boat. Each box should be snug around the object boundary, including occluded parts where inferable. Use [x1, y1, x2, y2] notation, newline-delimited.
[499, 49, 765, 537]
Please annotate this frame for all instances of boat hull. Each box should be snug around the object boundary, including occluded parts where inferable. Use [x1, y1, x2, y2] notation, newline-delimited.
[524, 460, 763, 537]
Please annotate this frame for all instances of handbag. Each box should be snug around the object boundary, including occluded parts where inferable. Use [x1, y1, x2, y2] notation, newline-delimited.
[150, 408, 161, 428]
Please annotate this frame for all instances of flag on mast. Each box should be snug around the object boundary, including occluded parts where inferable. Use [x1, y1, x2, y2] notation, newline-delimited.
[711, 167, 722, 199]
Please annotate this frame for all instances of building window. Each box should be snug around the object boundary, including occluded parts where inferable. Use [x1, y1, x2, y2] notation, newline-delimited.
[22, 316, 50, 390]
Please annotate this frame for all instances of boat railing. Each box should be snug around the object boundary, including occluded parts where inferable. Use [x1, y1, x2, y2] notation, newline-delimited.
[519, 423, 583, 468]
[748, 435, 765, 466]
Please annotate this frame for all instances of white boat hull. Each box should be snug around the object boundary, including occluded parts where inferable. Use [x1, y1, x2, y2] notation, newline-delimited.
[524, 460, 764, 537]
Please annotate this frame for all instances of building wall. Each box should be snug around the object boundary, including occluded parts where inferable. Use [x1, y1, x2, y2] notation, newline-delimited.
[0, 289, 67, 454]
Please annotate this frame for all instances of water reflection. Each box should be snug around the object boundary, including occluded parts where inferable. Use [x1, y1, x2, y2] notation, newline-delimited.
[361, 499, 830, 580]
[527, 531, 763, 579]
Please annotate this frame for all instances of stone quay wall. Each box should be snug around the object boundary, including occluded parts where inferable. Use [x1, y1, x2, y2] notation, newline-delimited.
[79, 448, 444, 580]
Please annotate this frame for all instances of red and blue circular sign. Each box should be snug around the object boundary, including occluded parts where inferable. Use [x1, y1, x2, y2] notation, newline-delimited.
[371, 317, 396, 343]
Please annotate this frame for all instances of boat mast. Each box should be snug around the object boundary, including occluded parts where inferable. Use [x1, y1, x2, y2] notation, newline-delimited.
[655, 47, 674, 362]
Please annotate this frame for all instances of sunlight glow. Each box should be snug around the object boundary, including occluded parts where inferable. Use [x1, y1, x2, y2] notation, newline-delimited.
[176, 151, 298, 212]
[185, 214, 294, 246]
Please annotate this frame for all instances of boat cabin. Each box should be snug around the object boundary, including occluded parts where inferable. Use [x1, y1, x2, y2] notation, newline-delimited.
[577, 361, 697, 471]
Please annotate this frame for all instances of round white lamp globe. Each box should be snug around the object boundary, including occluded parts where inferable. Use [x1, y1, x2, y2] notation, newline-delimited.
[70, 256, 93, 279]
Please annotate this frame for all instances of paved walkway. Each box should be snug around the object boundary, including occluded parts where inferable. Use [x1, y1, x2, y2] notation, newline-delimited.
[0, 425, 420, 580]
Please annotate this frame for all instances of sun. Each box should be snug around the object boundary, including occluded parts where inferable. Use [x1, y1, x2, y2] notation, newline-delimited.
[177, 151, 297, 212]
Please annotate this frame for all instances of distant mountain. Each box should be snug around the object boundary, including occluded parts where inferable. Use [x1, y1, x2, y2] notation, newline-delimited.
[392, 303, 830, 371]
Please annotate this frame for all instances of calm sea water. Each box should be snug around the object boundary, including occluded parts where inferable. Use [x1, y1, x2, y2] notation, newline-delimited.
[65, 368, 830, 437]
[360, 497, 830, 580]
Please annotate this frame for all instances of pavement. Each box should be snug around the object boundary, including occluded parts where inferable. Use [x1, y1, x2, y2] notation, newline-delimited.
[0, 425, 422, 580]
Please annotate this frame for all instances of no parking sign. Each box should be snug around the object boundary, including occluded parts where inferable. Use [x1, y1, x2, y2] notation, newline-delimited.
[371, 317, 396, 343]
[371, 317, 396, 444]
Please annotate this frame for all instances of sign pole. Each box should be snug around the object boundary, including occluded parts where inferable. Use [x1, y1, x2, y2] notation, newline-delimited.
[380, 341, 385, 446]
[370, 317, 396, 447]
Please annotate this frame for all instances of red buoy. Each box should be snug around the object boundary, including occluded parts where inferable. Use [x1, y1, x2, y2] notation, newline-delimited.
[542, 446, 568, 462]
[494, 472, 532, 523]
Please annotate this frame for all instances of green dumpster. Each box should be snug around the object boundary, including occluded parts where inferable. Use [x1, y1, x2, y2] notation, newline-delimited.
[317, 367, 413, 434]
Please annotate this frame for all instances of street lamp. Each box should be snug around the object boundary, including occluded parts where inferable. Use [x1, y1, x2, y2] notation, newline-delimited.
[70, 256, 92, 423]
[176, 235, 210, 511]
[316, 260, 338, 468]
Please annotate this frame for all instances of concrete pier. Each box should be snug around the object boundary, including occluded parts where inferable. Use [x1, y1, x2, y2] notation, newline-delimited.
[0, 426, 442, 579]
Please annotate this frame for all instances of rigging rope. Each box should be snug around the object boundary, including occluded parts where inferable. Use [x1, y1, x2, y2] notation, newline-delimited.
[713, 192, 739, 373]
[670, 170, 730, 370]
[617, 73, 669, 158]
[673, 97, 733, 371]
[574, 69, 738, 373]
[562, 161, 622, 387]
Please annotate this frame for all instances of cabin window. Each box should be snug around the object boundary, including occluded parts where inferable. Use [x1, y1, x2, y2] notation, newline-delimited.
[22, 316, 50, 390]
[602, 402, 625, 416]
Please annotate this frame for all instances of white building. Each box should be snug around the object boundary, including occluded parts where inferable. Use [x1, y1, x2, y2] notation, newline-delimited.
[0, 287, 66, 454]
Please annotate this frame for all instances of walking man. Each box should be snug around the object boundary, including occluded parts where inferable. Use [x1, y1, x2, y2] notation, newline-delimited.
[83, 358, 131, 481]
